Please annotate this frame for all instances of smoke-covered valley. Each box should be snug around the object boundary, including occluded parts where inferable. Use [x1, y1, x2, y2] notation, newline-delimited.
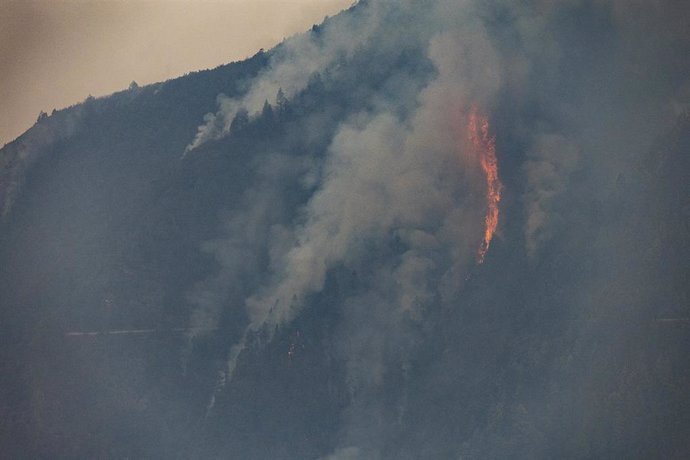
[1, 0, 689, 458]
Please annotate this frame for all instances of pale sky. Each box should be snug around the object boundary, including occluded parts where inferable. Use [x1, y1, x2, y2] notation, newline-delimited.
[0, 0, 353, 145]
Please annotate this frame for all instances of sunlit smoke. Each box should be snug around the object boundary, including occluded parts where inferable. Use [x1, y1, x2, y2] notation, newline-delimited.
[467, 107, 502, 264]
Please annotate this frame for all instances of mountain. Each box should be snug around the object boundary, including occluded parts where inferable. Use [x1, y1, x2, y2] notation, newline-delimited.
[1, 1, 689, 458]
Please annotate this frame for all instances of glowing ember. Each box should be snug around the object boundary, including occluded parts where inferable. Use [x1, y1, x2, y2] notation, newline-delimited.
[467, 107, 502, 264]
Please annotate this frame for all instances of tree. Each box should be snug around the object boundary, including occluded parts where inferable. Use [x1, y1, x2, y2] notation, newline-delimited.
[230, 108, 249, 133]
[276, 88, 289, 118]
[260, 100, 274, 127]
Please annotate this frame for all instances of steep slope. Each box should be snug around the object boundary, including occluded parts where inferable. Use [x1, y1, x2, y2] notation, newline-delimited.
[1, 1, 689, 458]
[0, 48, 273, 458]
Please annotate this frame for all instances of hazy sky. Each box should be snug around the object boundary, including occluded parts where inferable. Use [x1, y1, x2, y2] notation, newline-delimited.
[0, 0, 352, 145]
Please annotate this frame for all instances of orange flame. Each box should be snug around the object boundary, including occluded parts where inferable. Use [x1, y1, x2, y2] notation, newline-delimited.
[467, 107, 502, 264]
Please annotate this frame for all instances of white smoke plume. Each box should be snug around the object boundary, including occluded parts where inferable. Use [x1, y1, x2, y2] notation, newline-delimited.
[190, 0, 505, 453]
[1, 0, 689, 456]
[232, 0, 501, 343]
[185, 0, 690, 456]
[185, 1, 384, 153]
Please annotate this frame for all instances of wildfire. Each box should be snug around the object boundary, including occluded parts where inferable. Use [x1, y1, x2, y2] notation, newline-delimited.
[467, 107, 502, 264]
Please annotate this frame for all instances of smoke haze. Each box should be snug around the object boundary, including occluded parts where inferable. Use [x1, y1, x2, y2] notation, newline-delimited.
[0, 0, 689, 458]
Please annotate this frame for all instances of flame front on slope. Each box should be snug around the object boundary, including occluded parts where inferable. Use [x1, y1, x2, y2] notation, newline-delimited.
[467, 107, 502, 264]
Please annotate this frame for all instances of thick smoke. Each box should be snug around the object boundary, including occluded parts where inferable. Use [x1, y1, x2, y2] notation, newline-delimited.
[0, 0, 688, 457]
[188, 0, 506, 453]
[183, 0, 690, 457]
[191, 0, 501, 324]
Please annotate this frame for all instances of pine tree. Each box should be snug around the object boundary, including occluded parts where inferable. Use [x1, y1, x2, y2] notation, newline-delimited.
[276, 88, 288, 118]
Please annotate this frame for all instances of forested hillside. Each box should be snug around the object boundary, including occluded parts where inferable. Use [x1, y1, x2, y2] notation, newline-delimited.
[1, 1, 688, 458]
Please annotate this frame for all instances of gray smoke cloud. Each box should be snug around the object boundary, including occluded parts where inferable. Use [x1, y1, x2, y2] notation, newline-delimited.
[523, 134, 580, 258]
[231, 0, 499, 347]
[183, 0, 690, 456]
[186, 0, 509, 454]
[1, 0, 688, 457]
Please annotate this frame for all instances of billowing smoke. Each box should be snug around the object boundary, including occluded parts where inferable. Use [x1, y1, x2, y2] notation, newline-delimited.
[0, 0, 688, 457]
[182, 0, 690, 457]
[187, 0, 508, 453]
